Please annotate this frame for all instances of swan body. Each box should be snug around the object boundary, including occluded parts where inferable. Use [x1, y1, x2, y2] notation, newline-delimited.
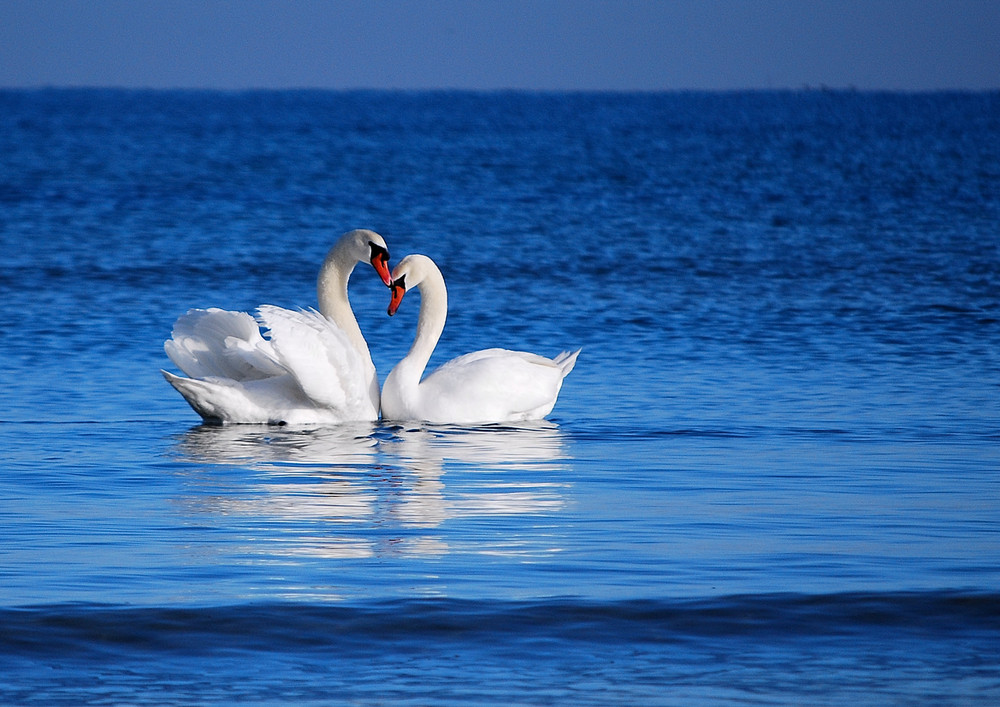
[163, 229, 392, 424]
[381, 254, 579, 424]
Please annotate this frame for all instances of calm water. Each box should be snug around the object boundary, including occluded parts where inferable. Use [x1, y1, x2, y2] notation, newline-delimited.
[1, 89, 999, 704]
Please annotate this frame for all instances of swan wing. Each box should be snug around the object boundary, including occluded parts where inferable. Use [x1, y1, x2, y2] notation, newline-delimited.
[164, 308, 286, 381]
[256, 305, 376, 419]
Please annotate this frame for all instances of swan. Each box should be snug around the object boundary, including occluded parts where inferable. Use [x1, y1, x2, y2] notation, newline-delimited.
[381, 254, 579, 424]
[162, 229, 392, 425]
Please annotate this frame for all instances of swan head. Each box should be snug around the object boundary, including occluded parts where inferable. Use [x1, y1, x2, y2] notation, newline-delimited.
[387, 254, 436, 316]
[388, 275, 406, 316]
[342, 229, 392, 286]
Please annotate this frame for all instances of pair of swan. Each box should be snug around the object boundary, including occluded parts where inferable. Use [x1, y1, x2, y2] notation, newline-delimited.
[163, 229, 578, 425]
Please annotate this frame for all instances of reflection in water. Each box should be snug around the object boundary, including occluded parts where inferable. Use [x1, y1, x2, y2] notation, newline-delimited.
[174, 422, 380, 467]
[170, 421, 570, 560]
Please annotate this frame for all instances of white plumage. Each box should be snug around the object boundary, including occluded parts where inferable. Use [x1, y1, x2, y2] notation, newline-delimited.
[381, 254, 579, 424]
[162, 229, 392, 424]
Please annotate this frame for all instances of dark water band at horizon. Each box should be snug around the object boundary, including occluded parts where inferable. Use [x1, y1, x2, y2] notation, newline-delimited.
[6, 591, 1000, 650]
[4, 593, 998, 705]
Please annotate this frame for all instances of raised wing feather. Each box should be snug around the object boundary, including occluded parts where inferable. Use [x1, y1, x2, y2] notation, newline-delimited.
[256, 305, 374, 417]
[164, 308, 286, 381]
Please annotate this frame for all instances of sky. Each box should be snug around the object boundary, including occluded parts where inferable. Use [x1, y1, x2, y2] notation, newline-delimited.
[0, 0, 997, 91]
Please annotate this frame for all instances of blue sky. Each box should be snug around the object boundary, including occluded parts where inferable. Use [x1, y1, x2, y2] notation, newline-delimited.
[1, 0, 997, 90]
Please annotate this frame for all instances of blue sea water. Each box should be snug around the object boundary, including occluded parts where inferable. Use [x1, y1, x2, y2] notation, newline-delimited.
[1, 89, 999, 704]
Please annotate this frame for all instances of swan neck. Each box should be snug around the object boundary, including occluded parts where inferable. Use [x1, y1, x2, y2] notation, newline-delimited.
[317, 245, 370, 361]
[403, 268, 448, 379]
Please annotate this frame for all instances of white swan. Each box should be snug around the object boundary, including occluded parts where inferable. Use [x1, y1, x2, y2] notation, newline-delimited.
[162, 229, 392, 425]
[381, 254, 579, 424]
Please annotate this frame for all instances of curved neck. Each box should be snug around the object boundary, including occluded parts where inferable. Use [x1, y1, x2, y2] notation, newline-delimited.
[316, 243, 370, 362]
[400, 266, 448, 383]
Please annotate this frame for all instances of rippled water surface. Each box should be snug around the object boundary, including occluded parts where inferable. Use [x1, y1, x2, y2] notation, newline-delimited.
[1, 89, 999, 704]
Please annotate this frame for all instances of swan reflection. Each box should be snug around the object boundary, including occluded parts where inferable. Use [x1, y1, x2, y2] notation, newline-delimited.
[174, 422, 379, 468]
[171, 421, 570, 560]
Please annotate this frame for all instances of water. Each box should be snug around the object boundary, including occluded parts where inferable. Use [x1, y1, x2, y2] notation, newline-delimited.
[1, 89, 999, 704]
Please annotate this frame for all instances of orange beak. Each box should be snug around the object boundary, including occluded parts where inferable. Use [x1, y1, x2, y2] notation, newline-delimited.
[370, 248, 392, 287]
[388, 281, 406, 316]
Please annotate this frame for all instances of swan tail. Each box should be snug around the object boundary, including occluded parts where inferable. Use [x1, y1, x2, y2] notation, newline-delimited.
[162, 370, 234, 423]
[162, 370, 298, 424]
[552, 349, 581, 378]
